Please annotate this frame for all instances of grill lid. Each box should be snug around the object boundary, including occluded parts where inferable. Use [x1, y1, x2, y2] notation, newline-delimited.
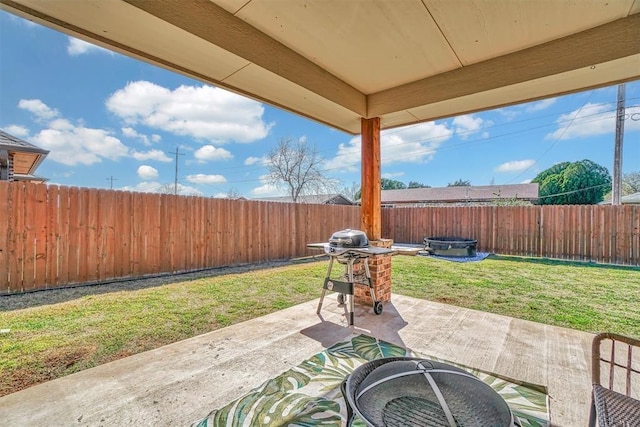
[329, 229, 369, 248]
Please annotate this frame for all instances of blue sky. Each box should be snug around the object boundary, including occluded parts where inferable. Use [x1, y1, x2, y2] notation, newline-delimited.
[1, 11, 638, 198]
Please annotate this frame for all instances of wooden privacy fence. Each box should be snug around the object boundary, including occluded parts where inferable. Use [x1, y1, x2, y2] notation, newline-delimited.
[383, 205, 639, 266]
[1, 182, 639, 294]
[0, 182, 361, 294]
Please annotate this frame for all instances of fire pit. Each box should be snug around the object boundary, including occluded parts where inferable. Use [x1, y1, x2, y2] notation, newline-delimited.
[342, 357, 516, 427]
[307, 229, 393, 325]
[423, 237, 478, 258]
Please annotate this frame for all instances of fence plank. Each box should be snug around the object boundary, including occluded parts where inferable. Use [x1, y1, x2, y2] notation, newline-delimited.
[33, 183, 48, 288]
[11, 183, 26, 291]
[0, 183, 9, 292]
[45, 185, 59, 286]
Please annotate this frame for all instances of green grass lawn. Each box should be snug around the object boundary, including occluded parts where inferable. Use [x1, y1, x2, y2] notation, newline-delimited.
[1, 255, 638, 396]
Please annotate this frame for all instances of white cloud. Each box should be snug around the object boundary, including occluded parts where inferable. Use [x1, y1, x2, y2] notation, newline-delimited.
[495, 159, 535, 173]
[250, 174, 285, 197]
[19, 99, 171, 165]
[106, 81, 273, 143]
[326, 121, 454, 172]
[213, 192, 229, 198]
[175, 184, 204, 196]
[521, 179, 533, 184]
[151, 134, 161, 143]
[194, 145, 233, 162]
[546, 103, 640, 140]
[452, 114, 492, 139]
[32, 120, 130, 166]
[67, 37, 112, 56]
[2, 125, 29, 137]
[244, 156, 266, 166]
[186, 174, 227, 184]
[526, 98, 556, 112]
[137, 165, 158, 180]
[131, 149, 172, 162]
[18, 99, 59, 120]
[120, 181, 163, 193]
[122, 127, 156, 146]
[251, 183, 283, 197]
[382, 172, 405, 179]
[496, 107, 520, 121]
[120, 181, 203, 196]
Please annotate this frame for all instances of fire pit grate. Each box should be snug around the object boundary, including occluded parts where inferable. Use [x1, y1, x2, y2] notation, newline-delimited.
[423, 237, 478, 258]
[342, 357, 516, 427]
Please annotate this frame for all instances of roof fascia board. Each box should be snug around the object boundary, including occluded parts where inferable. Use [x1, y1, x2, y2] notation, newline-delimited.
[368, 14, 640, 117]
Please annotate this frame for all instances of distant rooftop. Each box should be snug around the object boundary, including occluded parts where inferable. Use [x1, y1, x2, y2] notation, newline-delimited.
[381, 184, 539, 204]
[601, 192, 640, 205]
[253, 194, 353, 205]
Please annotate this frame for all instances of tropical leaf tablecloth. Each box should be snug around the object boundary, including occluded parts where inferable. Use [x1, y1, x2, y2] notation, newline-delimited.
[191, 334, 549, 427]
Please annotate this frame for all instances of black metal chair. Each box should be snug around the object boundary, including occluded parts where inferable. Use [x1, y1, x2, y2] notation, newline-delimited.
[589, 332, 640, 426]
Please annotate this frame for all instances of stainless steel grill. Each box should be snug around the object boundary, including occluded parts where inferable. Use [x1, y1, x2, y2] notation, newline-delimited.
[308, 229, 393, 326]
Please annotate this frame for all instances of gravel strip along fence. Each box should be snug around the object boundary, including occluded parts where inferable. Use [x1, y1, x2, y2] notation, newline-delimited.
[0, 257, 323, 312]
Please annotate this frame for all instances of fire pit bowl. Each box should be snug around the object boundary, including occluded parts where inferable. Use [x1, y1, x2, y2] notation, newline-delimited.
[343, 357, 515, 427]
[424, 237, 477, 258]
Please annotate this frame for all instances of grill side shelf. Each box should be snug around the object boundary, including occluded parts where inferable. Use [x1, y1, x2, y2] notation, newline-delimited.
[323, 278, 354, 295]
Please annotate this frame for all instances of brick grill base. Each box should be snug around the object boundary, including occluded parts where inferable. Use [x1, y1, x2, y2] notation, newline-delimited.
[354, 238, 393, 305]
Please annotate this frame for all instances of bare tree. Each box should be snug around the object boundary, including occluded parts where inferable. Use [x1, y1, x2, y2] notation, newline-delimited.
[266, 138, 338, 202]
[225, 187, 243, 199]
[341, 181, 360, 202]
[157, 183, 182, 194]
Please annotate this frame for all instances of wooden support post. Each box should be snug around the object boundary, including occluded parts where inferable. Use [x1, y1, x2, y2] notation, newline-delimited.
[361, 117, 381, 240]
[358, 117, 393, 305]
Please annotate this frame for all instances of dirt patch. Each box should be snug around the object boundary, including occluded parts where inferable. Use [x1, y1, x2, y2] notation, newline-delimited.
[1, 345, 96, 397]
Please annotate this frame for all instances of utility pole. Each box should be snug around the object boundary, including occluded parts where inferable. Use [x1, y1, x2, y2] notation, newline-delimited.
[169, 146, 184, 195]
[106, 176, 117, 189]
[612, 84, 625, 205]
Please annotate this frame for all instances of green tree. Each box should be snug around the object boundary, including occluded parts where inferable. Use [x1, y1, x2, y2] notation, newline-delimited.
[354, 178, 407, 201]
[381, 178, 407, 190]
[447, 179, 471, 187]
[408, 181, 430, 188]
[532, 159, 611, 205]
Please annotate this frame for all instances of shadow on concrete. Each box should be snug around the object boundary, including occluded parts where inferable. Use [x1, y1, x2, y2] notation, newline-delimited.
[300, 299, 409, 349]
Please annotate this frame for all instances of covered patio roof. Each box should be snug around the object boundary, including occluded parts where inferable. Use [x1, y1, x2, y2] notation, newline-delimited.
[1, 0, 639, 135]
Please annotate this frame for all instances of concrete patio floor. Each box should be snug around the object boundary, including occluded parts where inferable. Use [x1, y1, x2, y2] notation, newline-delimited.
[0, 294, 594, 426]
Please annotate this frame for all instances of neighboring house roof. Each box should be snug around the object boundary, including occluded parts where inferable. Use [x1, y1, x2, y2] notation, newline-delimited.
[601, 192, 640, 205]
[380, 184, 539, 204]
[12, 173, 49, 183]
[0, 130, 49, 176]
[254, 193, 354, 205]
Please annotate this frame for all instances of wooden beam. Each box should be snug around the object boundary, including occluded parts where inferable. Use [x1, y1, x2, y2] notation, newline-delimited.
[369, 14, 640, 117]
[123, 0, 366, 116]
[361, 117, 381, 240]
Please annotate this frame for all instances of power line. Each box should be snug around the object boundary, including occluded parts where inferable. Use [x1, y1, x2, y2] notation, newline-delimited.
[106, 176, 117, 189]
[537, 183, 610, 200]
[612, 84, 625, 205]
[168, 147, 185, 195]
